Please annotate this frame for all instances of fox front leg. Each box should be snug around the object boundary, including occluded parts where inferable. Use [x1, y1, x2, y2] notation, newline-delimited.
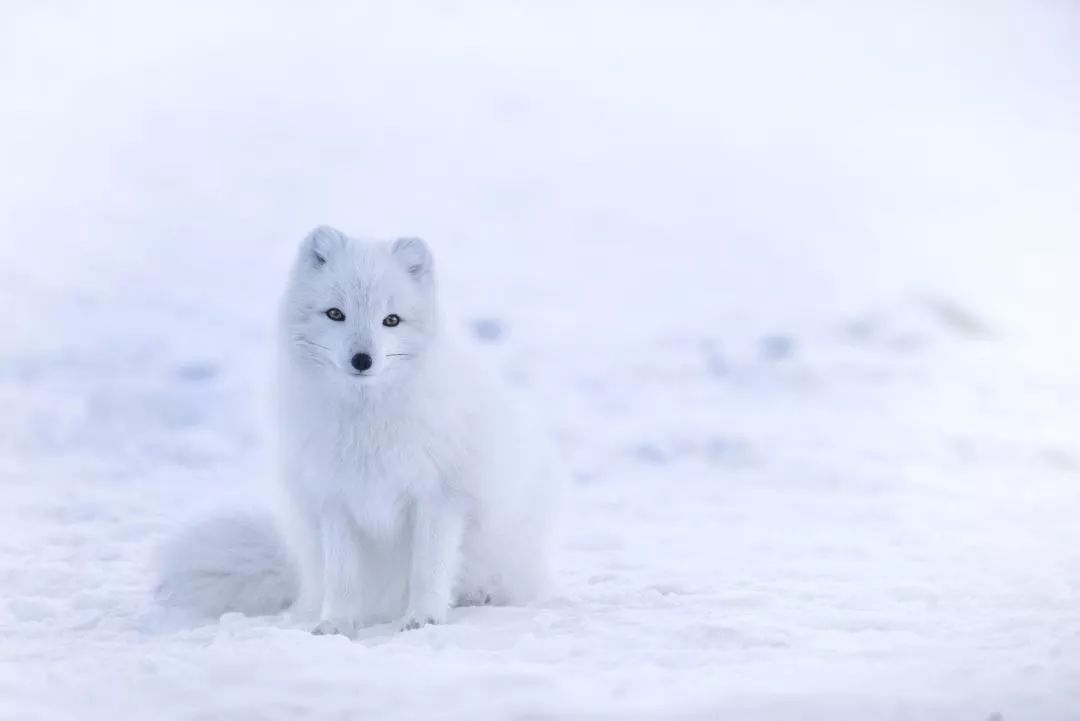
[401, 497, 464, 631]
[311, 506, 365, 638]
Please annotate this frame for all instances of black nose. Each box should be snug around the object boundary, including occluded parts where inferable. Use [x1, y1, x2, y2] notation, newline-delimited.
[350, 353, 373, 372]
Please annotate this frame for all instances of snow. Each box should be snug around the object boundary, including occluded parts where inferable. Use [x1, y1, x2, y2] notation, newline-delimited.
[2, 2, 1080, 719]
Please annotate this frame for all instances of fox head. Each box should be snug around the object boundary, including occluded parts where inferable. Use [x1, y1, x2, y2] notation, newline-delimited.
[280, 226, 437, 387]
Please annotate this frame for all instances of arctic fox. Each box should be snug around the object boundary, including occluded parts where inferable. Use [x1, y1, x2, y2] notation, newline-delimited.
[155, 226, 557, 635]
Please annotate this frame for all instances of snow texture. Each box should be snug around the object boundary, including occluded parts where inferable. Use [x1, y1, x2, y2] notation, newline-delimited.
[2, 2, 1080, 719]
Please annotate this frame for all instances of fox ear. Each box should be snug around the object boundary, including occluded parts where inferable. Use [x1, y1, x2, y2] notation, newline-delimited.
[301, 226, 347, 267]
[391, 237, 433, 284]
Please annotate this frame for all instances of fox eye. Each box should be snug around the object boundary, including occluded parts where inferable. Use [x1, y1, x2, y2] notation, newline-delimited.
[325, 308, 345, 321]
[382, 314, 401, 327]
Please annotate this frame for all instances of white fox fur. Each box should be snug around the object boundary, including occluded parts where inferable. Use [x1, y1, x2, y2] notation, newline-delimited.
[154, 512, 298, 617]
[155, 227, 557, 634]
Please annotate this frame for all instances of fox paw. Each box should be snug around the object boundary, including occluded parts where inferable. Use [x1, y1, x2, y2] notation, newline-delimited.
[400, 613, 441, 632]
[312, 618, 359, 638]
[455, 588, 493, 607]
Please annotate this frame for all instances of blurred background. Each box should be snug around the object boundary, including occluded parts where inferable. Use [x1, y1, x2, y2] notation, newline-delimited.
[1, 2, 1079, 719]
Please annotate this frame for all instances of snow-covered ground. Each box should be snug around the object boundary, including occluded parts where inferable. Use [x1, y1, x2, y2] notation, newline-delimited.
[2, 2, 1080, 719]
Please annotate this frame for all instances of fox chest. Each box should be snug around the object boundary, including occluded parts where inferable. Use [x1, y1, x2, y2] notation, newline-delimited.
[288, 418, 451, 531]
